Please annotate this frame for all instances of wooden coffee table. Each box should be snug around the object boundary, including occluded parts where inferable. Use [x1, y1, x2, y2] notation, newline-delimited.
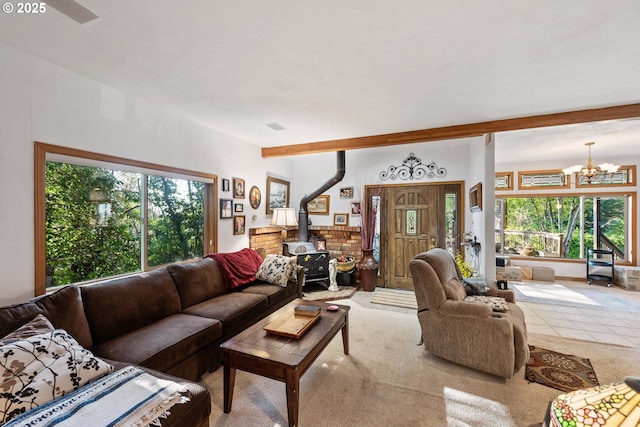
[221, 298, 350, 427]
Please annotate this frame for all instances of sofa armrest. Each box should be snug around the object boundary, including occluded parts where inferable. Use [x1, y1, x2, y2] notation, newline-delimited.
[438, 300, 493, 318]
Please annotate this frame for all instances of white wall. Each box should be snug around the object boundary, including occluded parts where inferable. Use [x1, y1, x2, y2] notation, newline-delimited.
[0, 42, 293, 305]
[290, 139, 477, 228]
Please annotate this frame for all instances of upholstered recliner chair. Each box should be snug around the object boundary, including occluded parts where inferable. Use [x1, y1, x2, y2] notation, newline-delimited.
[409, 248, 529, 379]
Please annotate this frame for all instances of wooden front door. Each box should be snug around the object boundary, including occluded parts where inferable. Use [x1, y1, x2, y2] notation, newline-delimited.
[381, 183, 462, 290]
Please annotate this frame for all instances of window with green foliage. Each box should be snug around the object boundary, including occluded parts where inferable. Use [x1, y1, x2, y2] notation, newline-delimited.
[36, 142, 216, 293]
[495, 193, 633, 262]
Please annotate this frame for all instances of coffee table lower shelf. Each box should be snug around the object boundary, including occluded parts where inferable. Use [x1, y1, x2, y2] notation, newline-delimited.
[221, 299, 350, 427]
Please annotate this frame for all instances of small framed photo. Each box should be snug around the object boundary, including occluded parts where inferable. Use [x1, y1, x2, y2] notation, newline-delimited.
[316, 239, 327, 251]
[233, 178, 245, 199]
[222, 178, 230, 192]
[233, 215, 246, 235]
[234, 203, 244, 213]
[220, 199, 233, 219]
[333, 213, 349, 226]
[308, 195, 330, 215]
[350, 201, 362, 215]
[249, 186, 261, 209]
[340, 187, 354, 198]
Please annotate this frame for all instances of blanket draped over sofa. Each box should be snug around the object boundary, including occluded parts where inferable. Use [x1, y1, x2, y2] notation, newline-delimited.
[205, 248, 264, 289]
[5, 366, 189, 427]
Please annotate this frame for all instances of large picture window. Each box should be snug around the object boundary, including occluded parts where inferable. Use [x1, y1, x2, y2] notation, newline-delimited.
[35, 142, 217, 294]
[495, 192, 635, 263]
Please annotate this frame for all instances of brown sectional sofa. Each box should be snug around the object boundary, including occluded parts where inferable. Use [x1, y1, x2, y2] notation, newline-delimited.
[0, 249, 303, 426]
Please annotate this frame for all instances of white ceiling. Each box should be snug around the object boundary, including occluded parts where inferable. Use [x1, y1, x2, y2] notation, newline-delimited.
[1, 0, 640, 160]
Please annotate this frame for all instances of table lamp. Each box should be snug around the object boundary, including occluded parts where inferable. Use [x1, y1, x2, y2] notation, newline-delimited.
[271, 208, 298, 241]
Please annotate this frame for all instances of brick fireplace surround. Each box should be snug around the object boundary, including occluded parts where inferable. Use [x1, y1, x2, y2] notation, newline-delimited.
[249, 225, 362, 261]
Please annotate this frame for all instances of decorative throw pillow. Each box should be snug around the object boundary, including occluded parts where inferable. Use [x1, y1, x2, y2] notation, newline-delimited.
[463, 277, 490, 296]
[464, 295, 509, 312]
[0, 329, 113, 424]
[443, 278, 467, 301]
[255, 254, 297, 287]
[0, 314, 54, 346]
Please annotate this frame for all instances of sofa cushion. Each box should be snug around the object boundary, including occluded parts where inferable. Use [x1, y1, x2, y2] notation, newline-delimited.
[255, 254, 297, 287]
[0, 329, 113, 424]
[167, 257, 226, 309]
[81, 269, 182, 345]
[90, 313, 222, 374]
[182, 292, 267, 337]
[241, 281, 291, 307]
[0, 314, 54, 346]
[0, 286, 93, 349]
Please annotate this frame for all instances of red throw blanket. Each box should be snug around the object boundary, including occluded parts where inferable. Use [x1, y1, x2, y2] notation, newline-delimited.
[205, 248, 263, 289]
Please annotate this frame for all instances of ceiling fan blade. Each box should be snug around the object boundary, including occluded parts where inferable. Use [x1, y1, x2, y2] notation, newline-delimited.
[44, 0, 98, 24]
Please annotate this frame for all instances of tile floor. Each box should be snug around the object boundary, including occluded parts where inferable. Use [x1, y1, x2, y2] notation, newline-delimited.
[517, 279, 640, 348]
[352, 280, 640, 348]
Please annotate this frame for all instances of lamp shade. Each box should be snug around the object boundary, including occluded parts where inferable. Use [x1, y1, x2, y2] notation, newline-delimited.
[270, 208, 298, 227]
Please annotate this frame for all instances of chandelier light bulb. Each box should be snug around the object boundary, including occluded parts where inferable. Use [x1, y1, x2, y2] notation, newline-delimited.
[563, 142, 620, 184]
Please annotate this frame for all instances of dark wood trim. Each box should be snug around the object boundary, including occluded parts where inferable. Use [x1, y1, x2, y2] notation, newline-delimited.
[34, 142, 47, 296]
[261, 103, 640, 158]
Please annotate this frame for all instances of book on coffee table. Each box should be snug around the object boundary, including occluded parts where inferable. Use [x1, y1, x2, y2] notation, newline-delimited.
[264, 311, 321, 339]
[294, 304, 321, 317]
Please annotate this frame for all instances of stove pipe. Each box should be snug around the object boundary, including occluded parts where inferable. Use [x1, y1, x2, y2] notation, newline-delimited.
[298, 151, 346, 242]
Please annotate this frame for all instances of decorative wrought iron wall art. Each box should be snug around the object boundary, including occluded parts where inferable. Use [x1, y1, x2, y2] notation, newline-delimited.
[379, 153, 447, 181]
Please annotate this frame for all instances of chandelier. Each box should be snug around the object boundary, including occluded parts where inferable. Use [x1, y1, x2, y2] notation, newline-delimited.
[562, 142, 620, 184]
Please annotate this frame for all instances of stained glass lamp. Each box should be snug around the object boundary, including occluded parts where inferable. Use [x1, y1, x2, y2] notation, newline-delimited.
[546, 376, 640, 426]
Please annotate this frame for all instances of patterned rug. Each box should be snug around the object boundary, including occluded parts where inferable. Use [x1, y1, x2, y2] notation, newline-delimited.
[525, 345, 599, 393]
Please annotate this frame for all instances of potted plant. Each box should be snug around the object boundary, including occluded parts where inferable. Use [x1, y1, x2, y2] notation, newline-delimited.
[358, 186, 382, 291]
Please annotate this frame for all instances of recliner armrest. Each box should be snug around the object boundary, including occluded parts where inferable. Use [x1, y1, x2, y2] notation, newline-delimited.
[439, 300, 493, 318]
[485, 278, 516, 303]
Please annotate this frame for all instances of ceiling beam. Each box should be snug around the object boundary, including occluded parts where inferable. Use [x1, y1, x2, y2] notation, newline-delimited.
[261, 103, 640, 158]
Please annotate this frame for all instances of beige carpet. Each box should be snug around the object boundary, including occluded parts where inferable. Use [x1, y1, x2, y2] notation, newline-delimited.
[370, 288, 418, 310]
[200, 296, 639, 427]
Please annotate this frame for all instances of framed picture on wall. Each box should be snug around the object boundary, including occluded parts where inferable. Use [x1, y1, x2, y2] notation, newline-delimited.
[233, 178, 245, 199]
[233, 215, 246, 235]
[469, 182, 482, 212]
[340, 187, 354, 198]
[266, 176, 290, 214]
[308, 195, 330, 215]
[333, 213, 349, 226]
[222, 178, 230, 192]
[350, 201, 361, 215]
[316, 239, 326, 251]
[220, 199, 233, 219]
[249, 186, 261, 209]
[234, 203, 243, 213]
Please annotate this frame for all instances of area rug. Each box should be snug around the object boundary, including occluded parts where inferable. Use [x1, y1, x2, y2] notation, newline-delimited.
[302, 285, 356, 302]
[525, 345, 599, 393]
[371, 288, 418, 310]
